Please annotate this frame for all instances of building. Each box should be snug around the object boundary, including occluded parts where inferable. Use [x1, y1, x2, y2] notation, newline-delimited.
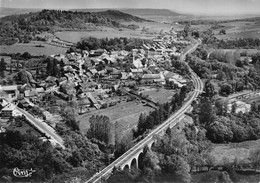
[0, 85, 20, 98]
[0, 103, 21, 118]
[142, 73, 165, 84]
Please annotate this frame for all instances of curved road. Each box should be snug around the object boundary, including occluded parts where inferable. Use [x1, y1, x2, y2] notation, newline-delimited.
[87, 39, 203, 183]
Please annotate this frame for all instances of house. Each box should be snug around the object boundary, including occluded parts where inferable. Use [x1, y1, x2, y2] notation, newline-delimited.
[120, 72, 133, 80]
[0, 103, 21, 118]
[90, 69, 98, 75]
[142, 73, 165, 84]
[0, 85, 19, 98]
[87, 93, 100, 109]
[78, 98, 91, 108]
[227, 101, 251, 114]
[24, 89, 38, 98]
[78, 98, 91, 114]
[90, 49, 107, 57]
[130, 68, 143, 76]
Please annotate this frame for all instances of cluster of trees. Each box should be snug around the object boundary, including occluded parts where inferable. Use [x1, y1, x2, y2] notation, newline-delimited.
[192, 96, 260, 143]
[209, 50, 241, 65]
[76, 37, 152, 52]
[87, 115, 113, 145]
[134, 86, 190, 138]
[200, 26, 260, 49]
[0, 9, 136, 45]
[187, 54, 258, 94]
[0, 52, 43, 60]
[0, 58, 6, 77]
[85, 114, 134, 160]
[45, 57, 61, 78]
[0, 116, 105, 182]
[215, 38, 260, 49]
[178, 17, 260, 25]
[108, 125, 213, 183]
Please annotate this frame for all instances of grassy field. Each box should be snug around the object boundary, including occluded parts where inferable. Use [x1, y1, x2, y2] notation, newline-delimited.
[214, 21, 260, 39]
[0, 41, 68, 56]
[210, 139, 260, 166]
[55, 27, 157, 43]
[140, 88, 175, 104]
[192, 170, 260, 183]
[78, 101, 154, 135]
[55, 22, 176, 43]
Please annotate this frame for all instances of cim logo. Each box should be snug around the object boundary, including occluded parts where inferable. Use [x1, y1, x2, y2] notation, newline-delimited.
[13, 167, 36, 178]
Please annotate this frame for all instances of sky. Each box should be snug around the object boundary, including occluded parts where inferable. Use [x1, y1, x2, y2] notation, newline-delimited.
[1, 0, 260, 15]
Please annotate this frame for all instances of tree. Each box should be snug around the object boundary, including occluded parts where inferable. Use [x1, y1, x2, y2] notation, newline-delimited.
[198, 97, 216, 126]
[87, 115, 113, 144]
[136, 113, 147, 137]
[204, 80, 216, 99]
[0, 58, 6, 72]
[218, 171, 232, 183]
[219, 29, 226, 35]
[142, 149, 161, 181]
[203, 153, 216, 171]
[114, 121, 123, 147]
[164, 155, 191, 183]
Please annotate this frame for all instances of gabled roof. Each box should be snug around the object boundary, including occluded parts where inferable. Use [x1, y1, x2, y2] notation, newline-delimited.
[142, 74, 161, 80]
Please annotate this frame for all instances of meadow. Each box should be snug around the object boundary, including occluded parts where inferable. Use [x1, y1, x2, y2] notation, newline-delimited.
[214, 21, 260, 39]
[78, 101, 154, 135]
[0, 41, 68, 56]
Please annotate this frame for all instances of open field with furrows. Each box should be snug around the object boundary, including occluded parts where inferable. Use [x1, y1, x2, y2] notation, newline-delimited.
[214, 21, 260, 39]
[0, 41, 68, 56]
[55, 21, 178, 43]
[78, 101, 154, 134]
[55, 27, 157, 43]
[210, 139, 260, 166]
[140, 88, 175, 104]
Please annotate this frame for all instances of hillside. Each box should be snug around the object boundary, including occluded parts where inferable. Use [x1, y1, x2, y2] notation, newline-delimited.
[95, 10, 152, 22]
[0, 9, 142, 45]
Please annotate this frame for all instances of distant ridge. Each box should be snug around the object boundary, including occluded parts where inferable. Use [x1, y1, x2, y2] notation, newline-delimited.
[95, 10, 153, 22]
[118, 9, 182, 17]
[0, 7, 41, 17]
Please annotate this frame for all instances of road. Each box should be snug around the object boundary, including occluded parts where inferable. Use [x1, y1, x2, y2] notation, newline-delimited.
[15, 107, 65, 148]
[86, 39, 203, 183]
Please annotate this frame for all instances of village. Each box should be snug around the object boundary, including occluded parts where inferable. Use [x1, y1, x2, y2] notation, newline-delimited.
[0, 29, 194, 142]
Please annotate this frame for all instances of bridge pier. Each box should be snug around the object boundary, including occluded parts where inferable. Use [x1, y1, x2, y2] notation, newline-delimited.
[119, 149, 144, 171]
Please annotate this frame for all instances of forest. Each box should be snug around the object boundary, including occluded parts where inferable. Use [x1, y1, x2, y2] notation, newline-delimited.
[0, 9, 140, 45]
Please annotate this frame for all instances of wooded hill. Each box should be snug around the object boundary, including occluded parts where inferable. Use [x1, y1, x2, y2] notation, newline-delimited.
[0, 9, 148, 45]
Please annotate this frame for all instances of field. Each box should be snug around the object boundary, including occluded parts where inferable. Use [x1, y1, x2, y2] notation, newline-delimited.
[214, 21, 260, 39]
[78, 101, 154, 135]
[140, 87, 175, 104]
[210, 139, 260, 166]
[55, 21, 174, 43]
[192, 170, 260, 183]
[0, 41, 68, 56]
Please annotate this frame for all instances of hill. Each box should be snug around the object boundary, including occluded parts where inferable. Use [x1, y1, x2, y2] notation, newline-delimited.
[119, 9, 182, 17]
[95, 10, 152, 22]
[0, 9, 142, 45]
[0, 7, 41, 17]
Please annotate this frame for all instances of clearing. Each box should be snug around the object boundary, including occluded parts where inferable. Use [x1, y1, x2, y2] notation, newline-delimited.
[210, 139, 260, 166]
[78, 101, 154, 134]
[0, 41, 68, 56]
[214, 21, 260, 39]
[140, 87, 175, 104]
